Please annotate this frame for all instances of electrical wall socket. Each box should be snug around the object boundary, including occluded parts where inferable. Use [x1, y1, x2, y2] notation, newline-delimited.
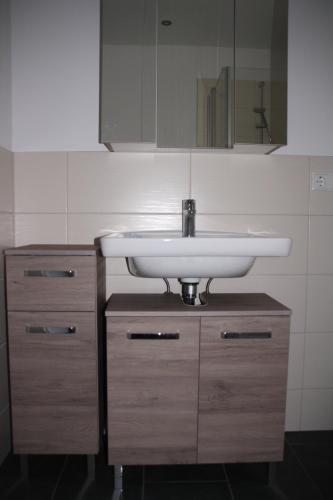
[312, 173, 333, 191]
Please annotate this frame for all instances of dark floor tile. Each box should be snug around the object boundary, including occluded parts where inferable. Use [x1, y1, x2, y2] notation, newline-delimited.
[275, 442, 324, 500]
[0, 454, 66, 500]
[144, 464, 226, 483]
[0, 454, 21, 495]
[230, 482, 284, 500]
[286, 431, 333, 446]
[52, 455, 88, 500]
[144, 481, 232, 500]
[290, 443, 333, 500]
[225, 462, 269, 484]
[124, 466, 144, 484]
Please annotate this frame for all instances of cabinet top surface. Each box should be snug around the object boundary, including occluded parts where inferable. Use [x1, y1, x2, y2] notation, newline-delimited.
[105, 293, 291, 317]
[4, 245, 99, 256]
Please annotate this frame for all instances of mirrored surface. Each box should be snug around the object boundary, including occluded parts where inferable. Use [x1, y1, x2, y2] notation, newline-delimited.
[100, 0, 288, 150]
[235, 0, 288, 145]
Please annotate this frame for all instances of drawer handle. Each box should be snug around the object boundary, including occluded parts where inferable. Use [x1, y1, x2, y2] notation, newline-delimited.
[222, 331, 272, 340]
[26, 326, 76, 334]
[127, 333, 179, 340]
[24, 270, 76, 278]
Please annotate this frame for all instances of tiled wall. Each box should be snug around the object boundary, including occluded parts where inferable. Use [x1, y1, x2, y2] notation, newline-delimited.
[12, 151, 333, 431]
[0, 147, 14, 465]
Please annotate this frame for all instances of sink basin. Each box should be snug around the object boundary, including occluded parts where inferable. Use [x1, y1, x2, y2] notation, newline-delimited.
[100, 230, 292, 279]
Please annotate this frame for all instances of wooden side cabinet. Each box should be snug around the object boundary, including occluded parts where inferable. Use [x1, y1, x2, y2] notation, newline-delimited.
[5, 245, 105, 455]
[106, 293, 291, 466]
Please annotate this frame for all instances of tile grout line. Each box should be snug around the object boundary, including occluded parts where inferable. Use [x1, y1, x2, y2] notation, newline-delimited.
[49, 455, 68, 500]
[222, 464, 235, 500]
[300, 156, 312, 431]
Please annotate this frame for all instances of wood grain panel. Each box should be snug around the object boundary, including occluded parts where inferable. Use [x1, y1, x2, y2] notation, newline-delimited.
[107, 316, 200, 465]
[8, 311, 99, 454]
[197, 315, 290, 463]
[6, 255, 96, 311]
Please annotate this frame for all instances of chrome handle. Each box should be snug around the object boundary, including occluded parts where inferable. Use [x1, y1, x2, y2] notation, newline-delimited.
[127, 333, 179, 340]
[24, 270, 76, 278]
[222, 331, 272, 340]
[26, 326, 76, 334]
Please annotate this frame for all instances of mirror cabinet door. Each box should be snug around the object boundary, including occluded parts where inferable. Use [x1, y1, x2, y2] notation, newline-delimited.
[100, 0, 156, 145]
[234, 0, 288, 147]
[100, 0, 287, 150]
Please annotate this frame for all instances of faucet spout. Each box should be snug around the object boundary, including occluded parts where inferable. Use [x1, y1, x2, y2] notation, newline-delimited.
[182, 199, 196, 237]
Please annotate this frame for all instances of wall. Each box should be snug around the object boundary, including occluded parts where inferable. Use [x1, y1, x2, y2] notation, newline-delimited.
[0, 147, 14, 465]
[0, 0, 12, 150]
[13, 150, 333, 431]
[11, 0, 103, 152]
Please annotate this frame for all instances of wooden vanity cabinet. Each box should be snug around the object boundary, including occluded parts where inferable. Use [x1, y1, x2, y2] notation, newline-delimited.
[198, 315, 290, 463]
[107, 316, 200, 464]
[106, 293, 291, 466]
[5, 245, 105, 455]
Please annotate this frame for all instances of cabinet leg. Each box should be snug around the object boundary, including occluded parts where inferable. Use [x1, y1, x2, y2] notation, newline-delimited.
[267, 462, 277, 487]
[111, 465, 123, 500]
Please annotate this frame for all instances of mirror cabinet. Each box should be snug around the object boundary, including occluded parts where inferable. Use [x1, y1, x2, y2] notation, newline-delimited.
[100, 0, 288, 152]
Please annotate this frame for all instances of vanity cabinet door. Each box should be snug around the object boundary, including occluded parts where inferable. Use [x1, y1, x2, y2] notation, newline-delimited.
[198, 316, 290, 463]
[107, 316, 200, 465]
[7, 311, 99, 454]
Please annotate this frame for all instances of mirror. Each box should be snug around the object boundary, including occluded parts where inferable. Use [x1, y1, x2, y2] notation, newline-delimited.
[100, 0, 288, 151]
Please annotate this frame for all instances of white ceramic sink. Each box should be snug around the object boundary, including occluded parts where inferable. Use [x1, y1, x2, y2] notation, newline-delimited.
[101, 230, 291, 279]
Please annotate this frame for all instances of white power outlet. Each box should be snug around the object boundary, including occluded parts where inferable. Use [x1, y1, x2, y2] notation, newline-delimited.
[312, 173, 333, 191]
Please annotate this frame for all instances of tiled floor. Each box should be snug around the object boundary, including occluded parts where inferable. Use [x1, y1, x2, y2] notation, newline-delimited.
[0, 432, 332, 500]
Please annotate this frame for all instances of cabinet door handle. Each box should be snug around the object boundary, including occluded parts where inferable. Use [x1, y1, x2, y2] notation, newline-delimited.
[24, 270, 76, 278]
[127, 333, 179, 340]
[222, 331, 272, 339]
[26, 326, 76, 334]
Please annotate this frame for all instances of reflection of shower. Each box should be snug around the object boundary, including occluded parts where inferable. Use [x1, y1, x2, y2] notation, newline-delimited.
[254, 81, 272, 144]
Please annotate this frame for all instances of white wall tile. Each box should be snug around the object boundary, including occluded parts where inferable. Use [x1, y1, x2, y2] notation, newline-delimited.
[301, 389, 333, 430]
[68, 152, 190, 213]
[0, 147, 14, 212]
[285, 389, 302, 431]
[207, 275, 306, 333]
[0, 407, 11, 464]
[306, 276, 333, 332]
[0, 344, 9, 409]
[15, 214, 67, 246]
[310, 157, 333, 215]
[106, 275, 180, 298]
[0, 214, 14, 279]
[308, 216, 333, 274]
[106, 258, 128, 276]
[191, 154, 309, 215]
[287, 333, 305, 390]
[68, 213, 181, 245]
[14, 152, 67, 212]
[0, 282, 6, 346]
[303, 333, 333, 389]
[197, 214, 308, 275]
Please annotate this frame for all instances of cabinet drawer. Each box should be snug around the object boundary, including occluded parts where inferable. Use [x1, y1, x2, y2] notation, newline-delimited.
[107, 316, 200, 464]
[6, 256, 96, 311]
[198, 316, 290, 463]
[7, 311, 99, 454]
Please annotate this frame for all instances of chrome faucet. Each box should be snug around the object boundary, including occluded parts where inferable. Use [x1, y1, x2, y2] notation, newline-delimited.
[182, 199, 196, 237]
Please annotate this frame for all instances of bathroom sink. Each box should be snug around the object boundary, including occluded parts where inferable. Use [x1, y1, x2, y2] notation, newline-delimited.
[100, 230, 291, 279]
